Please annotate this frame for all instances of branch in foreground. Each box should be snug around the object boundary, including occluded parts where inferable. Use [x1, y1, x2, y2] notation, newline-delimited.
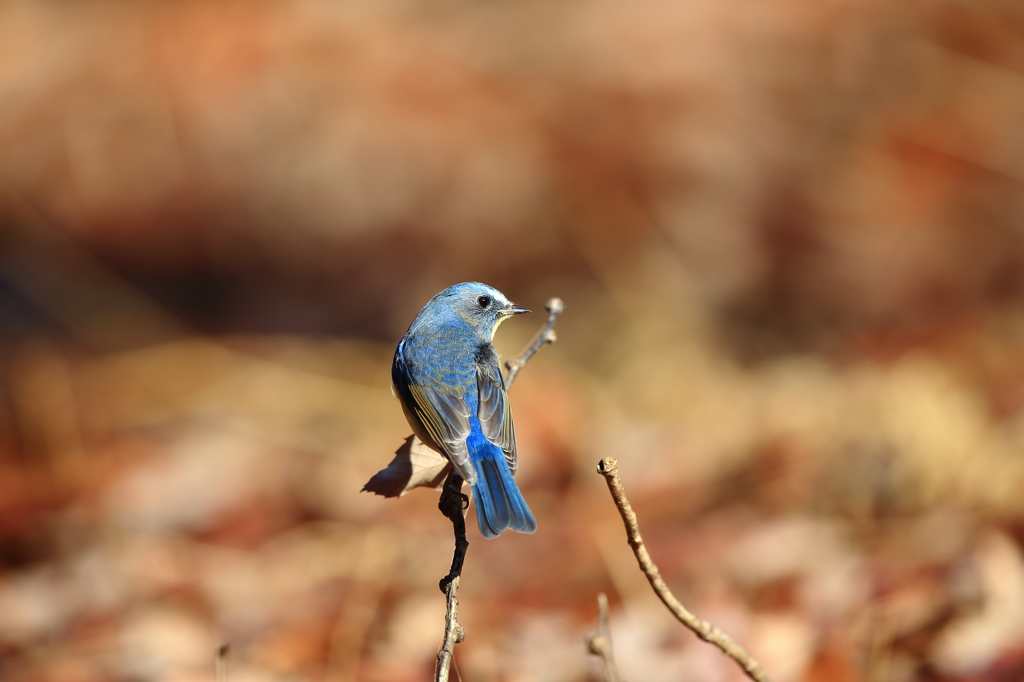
[586, 593, 621, 682]
[215, 644, 229, 682]
[434, 296, 564, 682]
[596, 457, 773, 682]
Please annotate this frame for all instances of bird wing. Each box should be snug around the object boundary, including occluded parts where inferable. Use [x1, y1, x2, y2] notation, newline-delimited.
[392, 348, 476, 485]
[476, 348, 518, 474]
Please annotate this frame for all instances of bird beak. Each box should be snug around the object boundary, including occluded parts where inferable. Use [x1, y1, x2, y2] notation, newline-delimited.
[504, 305, 531, 316]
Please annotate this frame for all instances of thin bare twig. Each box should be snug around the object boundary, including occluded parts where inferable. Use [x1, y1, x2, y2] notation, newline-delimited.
[434, 296, 564, 682]
[596, 457, 773, 682]
[586, 593, 621, 682]
[505, 297, 564, 386]
[215, 644, 230, 682]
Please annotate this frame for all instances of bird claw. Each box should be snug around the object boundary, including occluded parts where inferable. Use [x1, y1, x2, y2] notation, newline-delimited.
[438, 489, 470, 518]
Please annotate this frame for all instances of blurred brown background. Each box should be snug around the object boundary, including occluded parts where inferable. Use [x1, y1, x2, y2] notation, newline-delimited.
[2, 0, 1024, 680]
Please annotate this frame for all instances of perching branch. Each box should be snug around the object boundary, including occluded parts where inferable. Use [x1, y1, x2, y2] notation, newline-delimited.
[434, 296, 564, 682]
[438, 473, 470, 593]
[435, 573, 465, 682]
[435, 471, 468, 682]
[586, 593, 621, 682]
[596, 458, 773, 682]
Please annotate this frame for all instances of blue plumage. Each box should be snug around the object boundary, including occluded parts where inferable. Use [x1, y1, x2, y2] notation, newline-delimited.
[392, 282, 536, 539]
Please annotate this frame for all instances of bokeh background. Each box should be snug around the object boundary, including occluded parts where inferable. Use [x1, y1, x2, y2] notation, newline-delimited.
[2, 0, 1024, 680]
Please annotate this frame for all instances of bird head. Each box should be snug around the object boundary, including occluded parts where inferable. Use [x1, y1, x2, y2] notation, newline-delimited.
[437, 282, 530, 340]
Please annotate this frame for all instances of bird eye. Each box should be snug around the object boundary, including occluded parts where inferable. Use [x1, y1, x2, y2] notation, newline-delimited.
[477, 295, 491, 308]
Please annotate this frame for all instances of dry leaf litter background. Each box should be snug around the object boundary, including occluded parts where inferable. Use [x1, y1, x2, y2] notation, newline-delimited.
[2, 0, 1024, 681]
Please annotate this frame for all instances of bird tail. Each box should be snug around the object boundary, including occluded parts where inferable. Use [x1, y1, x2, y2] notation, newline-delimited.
[471, 454, 536, 539]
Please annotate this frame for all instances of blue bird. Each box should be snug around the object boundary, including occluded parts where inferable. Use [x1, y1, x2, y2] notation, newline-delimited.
[392, 282, 536, 539]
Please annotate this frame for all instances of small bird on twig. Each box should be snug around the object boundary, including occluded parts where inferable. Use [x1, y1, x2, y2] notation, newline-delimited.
[392, 282, 536, 538]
